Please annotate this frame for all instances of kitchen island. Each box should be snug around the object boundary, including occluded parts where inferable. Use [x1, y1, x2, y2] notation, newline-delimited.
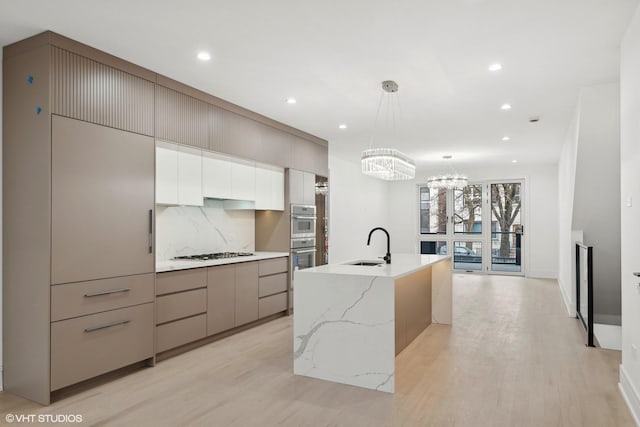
[293, 254, 452, 393]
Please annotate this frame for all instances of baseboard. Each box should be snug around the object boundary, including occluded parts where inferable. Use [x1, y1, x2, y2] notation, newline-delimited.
[527, 270, 558, 279]
[557, 278, 574, 316]
[620, 364, 640, 426]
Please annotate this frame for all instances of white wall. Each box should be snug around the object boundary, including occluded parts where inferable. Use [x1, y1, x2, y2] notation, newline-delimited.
[619, 5, 640, 423]
[327, 153, 390, 263]
[0, 57, 3, 389]
[557, 106, 580, 314]
[572, 83, 621, 325]
[386, 163, 559, 279]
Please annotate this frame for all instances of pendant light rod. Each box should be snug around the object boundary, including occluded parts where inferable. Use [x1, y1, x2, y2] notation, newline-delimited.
[361, 80, 416, 181]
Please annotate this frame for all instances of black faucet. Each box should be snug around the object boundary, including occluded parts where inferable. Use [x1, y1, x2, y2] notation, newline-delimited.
[367, 227, 391, 264]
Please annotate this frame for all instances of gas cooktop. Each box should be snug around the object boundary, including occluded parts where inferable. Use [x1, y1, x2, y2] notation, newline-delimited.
[172, 252, 254, 261]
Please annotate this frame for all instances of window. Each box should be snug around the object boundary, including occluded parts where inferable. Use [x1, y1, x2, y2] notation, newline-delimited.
[453, 184, 482, 233]
[418, 181, 524, 275]
[420, 187, 447, 234]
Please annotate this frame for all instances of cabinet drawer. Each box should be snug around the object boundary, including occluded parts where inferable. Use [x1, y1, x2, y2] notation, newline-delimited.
[258, 273, 287, 297]
[259, 257, 288, 276]
[258, 292, 288, 319]
[156, 288, 207, 324]
[156, 314, 207, 353]
[156, 268, 207, 295]
[51, 303, 154, 391]
[51, 273, 154, 322]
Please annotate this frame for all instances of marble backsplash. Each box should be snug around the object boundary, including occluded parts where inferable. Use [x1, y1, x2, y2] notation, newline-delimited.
[156, 199, 255, 261]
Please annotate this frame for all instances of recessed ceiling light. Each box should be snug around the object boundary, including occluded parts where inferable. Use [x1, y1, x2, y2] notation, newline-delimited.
[197, 51, 211, 61]
[338, 124, 347, 129]
[489, 63, 503, 71]
[286, 97, 297, 104]
[502, 136, 511, 141]
[512, 159, 518, 163]
[501, 103, 512, 110]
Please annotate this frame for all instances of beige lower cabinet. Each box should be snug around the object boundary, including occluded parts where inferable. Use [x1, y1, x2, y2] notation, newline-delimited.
[234, 262, 260, 326]
[155, 268, 208, 353]
[51, 302, 154, 391]
[154, 257, 289, 355]
[259, 292, 288, 318]
[207, 264, 236, 335]
[257, 258, 289, 319]
[156, 314, 207, 353]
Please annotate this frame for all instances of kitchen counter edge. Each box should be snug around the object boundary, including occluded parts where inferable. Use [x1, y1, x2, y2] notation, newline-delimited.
[296, 254, 451, 279]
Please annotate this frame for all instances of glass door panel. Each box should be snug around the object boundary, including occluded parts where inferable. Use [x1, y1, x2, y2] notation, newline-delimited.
[490, 183, 523, 273]
[420, 187, 447, 234]
[453, 241, 482, 271]
[453, 185, 483, 234]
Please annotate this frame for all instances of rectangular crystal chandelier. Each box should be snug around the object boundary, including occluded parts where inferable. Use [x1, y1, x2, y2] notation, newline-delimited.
[361, 148, 416, 181]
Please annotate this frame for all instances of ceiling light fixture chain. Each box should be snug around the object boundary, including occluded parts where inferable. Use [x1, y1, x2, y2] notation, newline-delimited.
[361, 80, 416, 181]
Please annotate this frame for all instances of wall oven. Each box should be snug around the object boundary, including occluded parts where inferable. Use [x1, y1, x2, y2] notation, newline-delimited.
[291, 238, 317, 271]
[290, 230, 317, 312]
[291, 204, 316, 238]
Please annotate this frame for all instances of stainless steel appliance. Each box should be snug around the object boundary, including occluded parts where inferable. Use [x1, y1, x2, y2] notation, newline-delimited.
[291, 204, 316, 238]
[291, 238, 316, 271]
[172, 252, 254, 261]
[290, 237, 316, 312]
[290, 205, 318, 312]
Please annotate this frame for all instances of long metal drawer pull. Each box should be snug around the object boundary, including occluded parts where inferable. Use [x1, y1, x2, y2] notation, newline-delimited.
[84, 319, 130, 333]
[84, 288, 130, 298]
[292, 215, 316, 220]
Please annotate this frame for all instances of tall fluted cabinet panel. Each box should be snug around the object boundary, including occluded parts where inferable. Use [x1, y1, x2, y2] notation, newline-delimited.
[51, 47, 155, 135]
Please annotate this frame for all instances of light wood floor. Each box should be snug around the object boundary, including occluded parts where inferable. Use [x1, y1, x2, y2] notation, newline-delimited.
[1, 275, 634, 426]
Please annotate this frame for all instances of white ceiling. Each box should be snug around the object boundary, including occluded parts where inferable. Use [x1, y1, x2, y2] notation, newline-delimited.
[1, 0, 637, 172]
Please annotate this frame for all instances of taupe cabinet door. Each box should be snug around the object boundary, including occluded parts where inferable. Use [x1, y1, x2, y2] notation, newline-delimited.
[51, 116, 154, 284]
[207, 265, 235, 335]
[235, 262, 259, 326]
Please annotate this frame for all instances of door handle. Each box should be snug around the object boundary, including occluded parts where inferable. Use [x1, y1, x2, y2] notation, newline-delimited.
[84, 319, 130, 333]
[292, 249, 316, 254]
[292, 215, 316, 220]
[84, 288, 130, 298]
[148, 209, 153, 254]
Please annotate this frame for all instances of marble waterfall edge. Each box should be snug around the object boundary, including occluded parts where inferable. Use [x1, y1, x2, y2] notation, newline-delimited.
[293, 273, 396, 393]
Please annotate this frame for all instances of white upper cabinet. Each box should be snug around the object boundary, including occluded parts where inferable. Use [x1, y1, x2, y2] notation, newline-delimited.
[272, 169, 285, 210]
[255, 165, 284, 211]
[289, 168, 316, 206]
[202, 151, 232, 199]
[302, 171, 315, 205]
[178, 145, 203, 206]
[156, 141, 179, 205]
[158, 142, 285, 209]
[231, 162, 256, 201]
[156, 141, 203, 206]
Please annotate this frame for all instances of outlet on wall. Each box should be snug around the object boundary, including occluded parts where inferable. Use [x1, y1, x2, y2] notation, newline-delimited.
[632, 344, 638, 360]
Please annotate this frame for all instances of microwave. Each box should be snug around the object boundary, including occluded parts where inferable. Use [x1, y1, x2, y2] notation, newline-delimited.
[291, 204, 316, 238]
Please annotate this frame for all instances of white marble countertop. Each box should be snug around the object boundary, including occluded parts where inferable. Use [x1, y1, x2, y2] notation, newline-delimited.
[297, 253, 450, 279]
[156, 251, 289, 273]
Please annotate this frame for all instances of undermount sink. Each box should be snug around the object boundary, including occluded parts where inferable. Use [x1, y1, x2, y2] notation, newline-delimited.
[344, 260, 384, 266]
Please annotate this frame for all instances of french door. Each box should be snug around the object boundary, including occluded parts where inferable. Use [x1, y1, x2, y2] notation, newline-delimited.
[419, 181, 524, 275]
